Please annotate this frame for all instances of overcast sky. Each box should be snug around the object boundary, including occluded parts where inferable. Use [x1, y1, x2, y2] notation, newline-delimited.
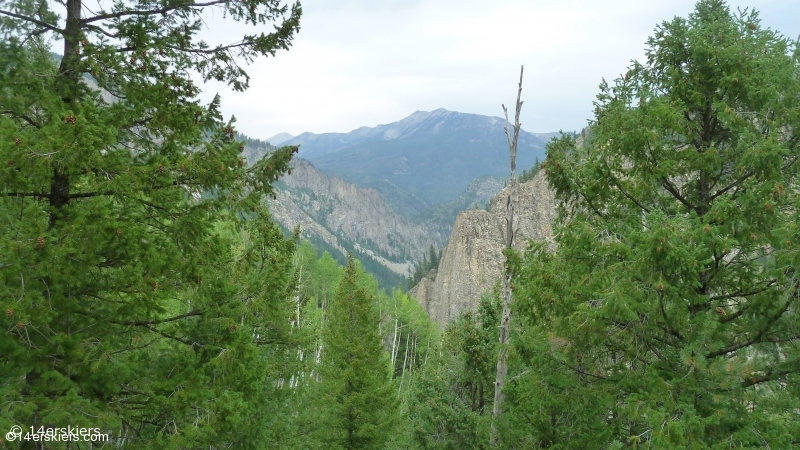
[195, 0, 800, 140]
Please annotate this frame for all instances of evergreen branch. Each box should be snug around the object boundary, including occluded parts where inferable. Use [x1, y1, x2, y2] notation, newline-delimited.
[69, 191, 113, 199]
[507, 370, 530, 384]
[643, 335, 666, 361]
[0, 191, 112, 199]
[706, 296, 793, 359]
[129, 117, 153, 128]
[83, 23, 118, 38]
[660, 178, 694, 211]
[117, 383, 153, 398]
[162, 40, 254, 55]
[140, 323, 201, 347]
[81, 0, 228, 24]
[126, 196, 179, 219]
[0, 191, 49, 198]
[112, 398, 151, 406]
[117, 310, 203, 326]
[265, 429, 319, 446]
[658, 295, 684, 341]
[650, 331, 681, 350]
[0, 9, 64, 34]
[763, 335, 800, 345]
[253, 338, 294, 346]
[718, 304, 750, 323]
[558, 359, 608, 380]
[578, 191, 606, 218]
[741, 368, 795, 388]
[110, 338, 157, 354]
[712, 280, 779, 323]
[1, 110, 40, 128]
[609, 178, 650, 213]
[709, 169, 755, 201]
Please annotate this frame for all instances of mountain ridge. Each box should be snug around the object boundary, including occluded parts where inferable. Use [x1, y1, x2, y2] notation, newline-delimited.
[276, 109, 550, 209]
[279, 108, 550, 161]
[265, 159, 449, 289]
[266, 132, 294, 146]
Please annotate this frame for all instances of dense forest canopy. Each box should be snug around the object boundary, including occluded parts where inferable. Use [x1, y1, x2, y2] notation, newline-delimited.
[508, 0, 800, 447]
[1, 0, 799, 448]
[0, 0, 306, 446]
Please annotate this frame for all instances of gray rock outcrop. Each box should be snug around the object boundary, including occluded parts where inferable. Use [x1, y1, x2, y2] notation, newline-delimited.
[410, 170, 557, 328]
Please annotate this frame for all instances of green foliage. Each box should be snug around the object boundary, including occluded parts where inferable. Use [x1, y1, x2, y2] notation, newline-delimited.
[278, 220, 408, 292]
[408, 290, 500, 449]
[319, 255, 398, 449]
[518, 156, 541, 184]
[382, 288, 439, 378]
[347, 243, 407, 292]
[0, 1, 301, 447]
[407, 244, 442, 289]
[296, 241, 344, 307]
[510, 1, 800, 447]
[290, 242, 439, 448]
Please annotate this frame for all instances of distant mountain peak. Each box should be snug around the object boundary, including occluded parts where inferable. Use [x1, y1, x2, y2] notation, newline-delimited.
[275, 109, 555, 206]
[266, 132, 294, 146]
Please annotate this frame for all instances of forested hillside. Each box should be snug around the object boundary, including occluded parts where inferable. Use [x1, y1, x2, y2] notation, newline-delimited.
[2, 0, 799, 449]
[265, 158, 445, 290]
[300, 108, 547, 207]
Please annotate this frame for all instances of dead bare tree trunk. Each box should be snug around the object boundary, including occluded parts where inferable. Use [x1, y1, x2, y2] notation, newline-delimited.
[491, 65, 524, 446]
[398, 332, 410, 397]
[391, 309, 400, 370]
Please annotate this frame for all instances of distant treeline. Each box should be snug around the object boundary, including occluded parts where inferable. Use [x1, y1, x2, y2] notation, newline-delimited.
[407, 244, 442, 290]
[518, 156, 541, 184]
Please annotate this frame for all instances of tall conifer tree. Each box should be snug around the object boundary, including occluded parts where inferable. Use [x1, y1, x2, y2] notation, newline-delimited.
[320, 255, 397, 450]
[0, 0, 301, 447]
[510, 1, 800, 447]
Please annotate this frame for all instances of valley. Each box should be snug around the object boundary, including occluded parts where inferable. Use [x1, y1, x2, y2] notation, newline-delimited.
[247, 109, 557, 291]
[273, 108, 549, 210]
[7, 2, 795, 446]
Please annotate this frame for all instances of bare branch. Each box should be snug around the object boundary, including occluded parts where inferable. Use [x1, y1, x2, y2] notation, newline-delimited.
[492, 65, 524, 445]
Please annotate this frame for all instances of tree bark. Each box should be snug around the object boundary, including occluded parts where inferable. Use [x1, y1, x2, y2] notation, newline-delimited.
[48, 0, 82, 230]
[491, 65, 524, 446]
[398, 332, 410, 397]
[391, 314, 399, 369]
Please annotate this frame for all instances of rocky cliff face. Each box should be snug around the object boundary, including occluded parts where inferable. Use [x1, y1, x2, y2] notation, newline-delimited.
[267, 159, 447, 278]
[409, 170, 557, 328]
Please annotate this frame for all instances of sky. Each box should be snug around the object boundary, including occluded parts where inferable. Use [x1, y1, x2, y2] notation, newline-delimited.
[193, 0, 800, 139]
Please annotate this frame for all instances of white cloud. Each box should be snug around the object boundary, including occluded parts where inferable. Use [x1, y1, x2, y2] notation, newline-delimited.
[189, 0, 800, 139]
